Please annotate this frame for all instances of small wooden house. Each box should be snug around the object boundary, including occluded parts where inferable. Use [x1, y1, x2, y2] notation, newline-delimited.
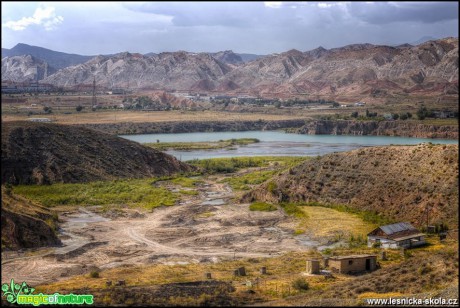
[328, 255, 377, 274]
[367, 222, 425, 249]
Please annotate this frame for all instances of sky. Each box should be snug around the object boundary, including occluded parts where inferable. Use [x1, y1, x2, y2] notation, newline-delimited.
[1, 1, 458, 55]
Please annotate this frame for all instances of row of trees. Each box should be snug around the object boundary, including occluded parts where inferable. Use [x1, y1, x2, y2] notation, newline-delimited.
[350, 110, 413, 120]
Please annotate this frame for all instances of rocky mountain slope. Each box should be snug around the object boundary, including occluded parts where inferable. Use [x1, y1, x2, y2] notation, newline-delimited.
[2, 38, 458, 98]
[210, 50, 244, 66]
[43, 51, 231, 90]
[2, 43, 93, 70]
[1, 121, 194, 185]
[243, 143, 459, 228]
[1, 55, 57, 82]
[225, 38, 458, 97]
[2, 189, 61, 250]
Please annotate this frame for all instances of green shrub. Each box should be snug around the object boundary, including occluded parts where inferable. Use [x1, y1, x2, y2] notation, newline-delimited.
[249, 202, 277, 212]
[90, 271, 100, 278]
[267, 181, 277, 194]
[280, 202, 307, 218]
[292, 278, 309, 291]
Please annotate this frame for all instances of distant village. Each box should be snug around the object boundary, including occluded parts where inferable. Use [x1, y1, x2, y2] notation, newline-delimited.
[2, 80, 457, 120]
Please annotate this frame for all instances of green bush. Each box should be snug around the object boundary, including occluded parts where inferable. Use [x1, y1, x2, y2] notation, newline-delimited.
[249, 202, 277, 212]
[267, 181, 277, 194]
[280, 202, 307, 218]
[90, 271, 100, 278]
[292, 278, 309, 291]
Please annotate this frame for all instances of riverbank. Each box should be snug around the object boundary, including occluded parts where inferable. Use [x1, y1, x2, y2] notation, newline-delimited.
[290, 119, 458, 139]
[75, 119, 457, 140]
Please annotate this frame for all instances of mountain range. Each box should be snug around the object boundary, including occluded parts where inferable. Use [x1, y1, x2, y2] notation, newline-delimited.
[2, 38, 458, 99]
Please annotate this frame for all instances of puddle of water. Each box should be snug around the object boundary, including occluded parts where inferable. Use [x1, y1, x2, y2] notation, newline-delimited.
[65, 210, 109, 224]
[201, 199, 226, 206]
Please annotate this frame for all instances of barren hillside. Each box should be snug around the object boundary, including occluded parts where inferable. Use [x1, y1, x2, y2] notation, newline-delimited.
[1, 121, 194, 185]
[1, 189, 61, 249]
[243, 143, 459, 228]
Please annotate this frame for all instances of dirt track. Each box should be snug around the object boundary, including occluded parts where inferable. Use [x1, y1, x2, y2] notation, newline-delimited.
[1, 177, 318, 286]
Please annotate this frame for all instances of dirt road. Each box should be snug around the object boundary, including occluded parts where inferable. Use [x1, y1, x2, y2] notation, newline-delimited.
[1, 177, 317, 286]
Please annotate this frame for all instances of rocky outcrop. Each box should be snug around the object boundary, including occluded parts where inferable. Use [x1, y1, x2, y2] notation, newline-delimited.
[294, 120, 458, 139]
[243, 144, 459, 228]
[1, 191, 61, 250]
[75, 119, 307, 135]
[1, 121, 194, 185]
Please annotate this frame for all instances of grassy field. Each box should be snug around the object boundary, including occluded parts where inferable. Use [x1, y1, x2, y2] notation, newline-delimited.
[189, 156, 309, 174]
[295, 205, 377, 242]
[145, 138, 259, 151]
[223, 170, 278, 190]
[13, 178, 178, 211]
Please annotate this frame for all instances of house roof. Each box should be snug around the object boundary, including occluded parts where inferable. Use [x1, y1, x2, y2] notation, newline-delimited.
[380, 222, 417, 235]
[367, 222, 424, 240]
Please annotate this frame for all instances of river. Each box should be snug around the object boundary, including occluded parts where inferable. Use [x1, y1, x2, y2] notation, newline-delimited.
[120, 131, 458, 161]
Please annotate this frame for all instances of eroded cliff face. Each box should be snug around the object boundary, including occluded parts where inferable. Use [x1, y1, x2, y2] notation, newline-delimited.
[75, 119, 307, 135]
[74, 119, 457, 140]
[294, 120, 458, 139]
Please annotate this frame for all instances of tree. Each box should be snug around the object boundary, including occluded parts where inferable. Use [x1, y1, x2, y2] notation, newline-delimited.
[351, 111, 359, 118]
[417, 106, 428, 120]
[400, 113, 408, 120]
[76, 105, 83, 112]
[392, 113, 399, 120]
[43, 106, 52, 114]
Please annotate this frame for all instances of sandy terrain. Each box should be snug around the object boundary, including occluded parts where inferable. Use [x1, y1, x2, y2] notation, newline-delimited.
[1, 177, 322, 286]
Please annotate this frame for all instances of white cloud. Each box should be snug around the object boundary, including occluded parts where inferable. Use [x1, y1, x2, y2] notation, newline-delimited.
[3, 5, 63, 31]
[264, 2, 283, 9]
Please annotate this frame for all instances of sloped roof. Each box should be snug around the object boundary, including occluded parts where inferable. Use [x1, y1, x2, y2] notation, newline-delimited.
[380, 222, 416, 235]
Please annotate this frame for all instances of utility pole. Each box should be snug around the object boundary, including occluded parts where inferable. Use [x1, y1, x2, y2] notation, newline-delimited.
[92, 77, 97, 107]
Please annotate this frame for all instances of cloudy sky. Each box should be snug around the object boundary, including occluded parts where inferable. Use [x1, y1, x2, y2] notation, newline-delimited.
[2, 1, 458, 55]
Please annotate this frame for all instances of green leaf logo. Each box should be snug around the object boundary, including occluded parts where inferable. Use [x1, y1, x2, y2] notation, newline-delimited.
[1, 279, 35, 303]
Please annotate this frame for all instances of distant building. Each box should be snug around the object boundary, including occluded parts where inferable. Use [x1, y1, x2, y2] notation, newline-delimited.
[28, 118, 52, 122]
[328, 255, 377, 274]
[433, 111, 456, 118]
[367, 222, 426, 249]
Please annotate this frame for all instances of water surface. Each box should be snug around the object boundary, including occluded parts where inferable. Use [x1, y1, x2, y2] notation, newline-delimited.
[120, 131, 457, 161]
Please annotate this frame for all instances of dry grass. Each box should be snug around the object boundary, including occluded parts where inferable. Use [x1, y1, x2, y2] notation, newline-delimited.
[1, 110, 304, 124]
[296, 206, 377, 241]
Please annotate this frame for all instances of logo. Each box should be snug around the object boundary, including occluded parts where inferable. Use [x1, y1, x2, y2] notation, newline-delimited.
[1, 279, 93, 306]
